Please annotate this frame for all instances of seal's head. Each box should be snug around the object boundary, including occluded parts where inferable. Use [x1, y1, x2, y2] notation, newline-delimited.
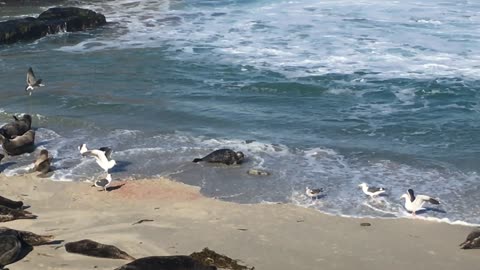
[235, 151, 245, 163]
[21, 114, 32, 128]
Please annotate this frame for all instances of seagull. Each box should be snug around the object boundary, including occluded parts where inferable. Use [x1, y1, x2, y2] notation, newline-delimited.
[25, 67, 44, 95]
[79, 143, 116, 172]
[459, 230, 480, 249]
[305, 187, 323, 199]
[400, 189, 440, 216]
[358, 183, 386, 198]
[93, 173, 112, 192]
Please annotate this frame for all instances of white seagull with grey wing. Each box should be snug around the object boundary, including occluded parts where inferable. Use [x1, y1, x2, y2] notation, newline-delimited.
[79, 143, 116, 173]
[358, 182, 386, 198]
[400, 189, 440, 216]
[25, 67, 44, 95]
[93, 173, 112, 192]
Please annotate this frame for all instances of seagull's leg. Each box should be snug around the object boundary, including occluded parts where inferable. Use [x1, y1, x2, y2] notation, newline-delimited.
[412, 211, 416, 217]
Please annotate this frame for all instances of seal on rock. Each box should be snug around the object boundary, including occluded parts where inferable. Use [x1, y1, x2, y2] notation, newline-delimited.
[0, 115, 32, 139]
[192, 149, 245, 165]
[0, 130, 35, 156]
[114, 256, 216, 270]
[65, 239, 135, 260]
[0, 206, 36, 222]
[0, 227, 54, 269]
[33, 149, 53, 176]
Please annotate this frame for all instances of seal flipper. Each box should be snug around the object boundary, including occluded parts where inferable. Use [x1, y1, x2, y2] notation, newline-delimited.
[192, 158, 203, 163]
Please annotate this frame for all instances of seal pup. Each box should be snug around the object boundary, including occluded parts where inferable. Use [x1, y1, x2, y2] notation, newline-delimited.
[459, 230, 480, 249]
[305, 187, 323, 199]
[400, 189, 440, 216]
[0, 227, 54, 269]
[65, 239, 135, 260]
[79, 144, 116, 172]
[0, 115, 32, 139]
[247, 168, 270, 176]
[193, 149, 245, 165]
[25, 67, 44, 96]
[0, 206, 36, 222]
[114, 256, 216, 270]
[93, 174, 112, 192]
[33, 149, 53, 176]
[0, 130, 35, 156]
[358, 183, 386, 198]
[0, 196, 23, 210]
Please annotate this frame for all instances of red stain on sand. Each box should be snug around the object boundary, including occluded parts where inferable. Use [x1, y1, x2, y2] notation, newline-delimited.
[110, 180, 202, 202]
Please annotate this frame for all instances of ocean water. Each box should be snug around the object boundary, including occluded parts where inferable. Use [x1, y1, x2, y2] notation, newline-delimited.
[1, 0, 480, 224]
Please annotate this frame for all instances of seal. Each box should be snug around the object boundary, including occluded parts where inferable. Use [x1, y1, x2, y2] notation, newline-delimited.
[0, 227, 54, 269]
[0, 115, 32, 139]
[192, 149, 245, 165]
[247, 168, 271, 176]
[114, 256, 216, 270]
[0, 130, 35, 156]
[0, 196, 23, 210]
[33, 149, 53, 176]
[65, 239, 135, 260]
[0, 206, 37, 222]
[459, 230, 480, 249]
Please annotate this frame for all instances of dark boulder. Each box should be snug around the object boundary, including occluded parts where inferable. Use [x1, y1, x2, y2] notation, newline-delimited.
[0, 7, 106, 44]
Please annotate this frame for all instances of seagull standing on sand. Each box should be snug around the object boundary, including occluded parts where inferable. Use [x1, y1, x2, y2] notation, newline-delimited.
[400, 189, 440, 216]
[358, 183, 386, 198]
[93, 173, 112, 192]
[79, 143, 116, 172]
[305, 187, 324, 200]
[25, 67, 44, 95]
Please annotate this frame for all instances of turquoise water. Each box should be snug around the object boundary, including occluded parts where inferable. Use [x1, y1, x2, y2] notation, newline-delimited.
[1, 0, 480, 223]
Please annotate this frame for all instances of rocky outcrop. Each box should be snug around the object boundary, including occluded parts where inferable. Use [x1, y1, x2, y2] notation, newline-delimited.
[0, 7, 106, 44]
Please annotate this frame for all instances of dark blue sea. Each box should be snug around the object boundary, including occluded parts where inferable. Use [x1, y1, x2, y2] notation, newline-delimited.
[1, 0, 480, 224]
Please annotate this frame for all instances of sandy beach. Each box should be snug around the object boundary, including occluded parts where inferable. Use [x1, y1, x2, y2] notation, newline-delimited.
[0, 174, 477, 270]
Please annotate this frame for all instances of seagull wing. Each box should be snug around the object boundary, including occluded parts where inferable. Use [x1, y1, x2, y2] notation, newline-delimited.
[27, 67, 37, 85]
[90, 149, 109, 163]
[94, 178, 108, 188]
[416, 194, 440, 205]
[367, 186, 384, 193]
[98, 147, 113, 160]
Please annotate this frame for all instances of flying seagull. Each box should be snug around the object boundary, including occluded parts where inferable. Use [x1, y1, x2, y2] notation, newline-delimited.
[25, 67, 44, 95]
[93, 173, 112, 192]
[400, 189, 440, 216]
[305, 187, 324, 199]
[79, 143, 116, 173]
[459, 230, 480, 249]
[358, 182, 386, 198]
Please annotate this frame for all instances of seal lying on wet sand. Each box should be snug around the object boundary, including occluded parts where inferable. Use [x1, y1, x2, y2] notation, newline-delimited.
[0, 130, 35, 156]
[114, 256, 216, 270]
[193, 149, 245, 165]
[0, 196, 23, 210]
[0, 206, 36, 222]
[0, 115, 32, 139]
[65, 239, 135, 260]
[0, 227, 54, 269]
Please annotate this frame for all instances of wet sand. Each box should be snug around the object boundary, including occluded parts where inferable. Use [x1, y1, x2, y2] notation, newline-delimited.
[0, 174, 478, 270]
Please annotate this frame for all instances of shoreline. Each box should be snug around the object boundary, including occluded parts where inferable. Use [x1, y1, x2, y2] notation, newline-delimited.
[1, 174, 478, 270]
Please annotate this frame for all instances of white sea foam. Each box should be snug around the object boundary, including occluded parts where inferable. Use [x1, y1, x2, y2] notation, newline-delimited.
[52, 0, 480, 79]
